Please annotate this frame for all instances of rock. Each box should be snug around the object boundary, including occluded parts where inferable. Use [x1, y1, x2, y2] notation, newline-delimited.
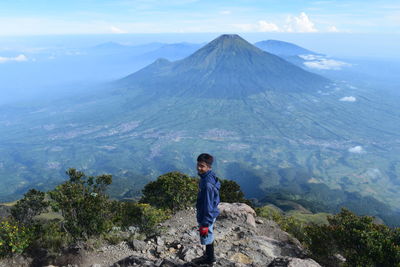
[156, 236, 165, 246]
[218, 202, 257, 227]
[157, 259, 179, 266]
[179, 245, 203, 262]
[256, 219, 264, 224]
[288, 258, 321, 267]
[112, 256, 155, 267]
[268, 257, 321, 267]
[230, 252, 253, 264]
[156, 245, 164, 254]
[130, 240, 148, 252]
[91, 264, 102, 267]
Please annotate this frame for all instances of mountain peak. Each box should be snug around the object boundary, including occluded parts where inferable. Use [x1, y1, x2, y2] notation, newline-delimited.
[121, 34, 330, 98]
[214, 34, 243, 41]
[202, 34, 261, 53]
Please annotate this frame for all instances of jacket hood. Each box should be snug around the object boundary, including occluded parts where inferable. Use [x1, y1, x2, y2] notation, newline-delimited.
[199, 170, 221, 190]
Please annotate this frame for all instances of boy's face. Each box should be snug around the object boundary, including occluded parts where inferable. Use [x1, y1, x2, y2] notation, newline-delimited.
[197, 161, 211, 174]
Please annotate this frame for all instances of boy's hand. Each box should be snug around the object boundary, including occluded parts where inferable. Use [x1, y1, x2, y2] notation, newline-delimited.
[199, 226, 209, 237]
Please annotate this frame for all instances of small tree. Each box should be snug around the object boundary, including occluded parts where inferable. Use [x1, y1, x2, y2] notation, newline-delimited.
[48, 168, 113, 240]
[219, 179, 247, 203]
[140, 171, 198, 211]
[11, 189, 49, 225]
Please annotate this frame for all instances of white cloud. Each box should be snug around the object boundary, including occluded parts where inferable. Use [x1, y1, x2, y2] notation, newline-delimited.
[328, 25, 339, 32]
[300, 54, 352, 70]
[285, 12, 317, 33]
[304, 59, 351, 70]
[220, 10, 231, 15]
[109, 26, 127, 34]
[234, 12, 319, 33]
[348, 146, 364, 154]
[0, 54, 28, 63]
[257, 20, 280, 32]
[340, 96, 357, 102]
[299, 54, 319, 60]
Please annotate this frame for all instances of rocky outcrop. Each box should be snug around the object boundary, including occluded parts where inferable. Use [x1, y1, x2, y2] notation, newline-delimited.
[102, 203, 319, 266]
[0, 203, 320, 267]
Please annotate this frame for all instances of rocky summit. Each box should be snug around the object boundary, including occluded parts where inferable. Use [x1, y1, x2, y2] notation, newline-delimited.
[0, 203, 320, 267]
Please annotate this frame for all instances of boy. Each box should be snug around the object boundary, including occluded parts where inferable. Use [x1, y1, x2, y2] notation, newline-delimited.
[195, 153, 221, 265]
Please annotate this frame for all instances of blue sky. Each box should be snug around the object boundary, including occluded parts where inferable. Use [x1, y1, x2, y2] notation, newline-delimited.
[1, 0, 400, 35]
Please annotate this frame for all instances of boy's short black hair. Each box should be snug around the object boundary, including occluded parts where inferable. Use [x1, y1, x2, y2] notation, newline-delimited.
[197, 153, 213, 167]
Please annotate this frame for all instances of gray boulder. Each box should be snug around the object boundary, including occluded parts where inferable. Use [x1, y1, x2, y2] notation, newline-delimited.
[218, 202, 257, 227]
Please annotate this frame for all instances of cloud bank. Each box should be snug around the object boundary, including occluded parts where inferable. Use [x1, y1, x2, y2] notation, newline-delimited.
[0, 54, 28, 63]
[300, 54, 352, 70]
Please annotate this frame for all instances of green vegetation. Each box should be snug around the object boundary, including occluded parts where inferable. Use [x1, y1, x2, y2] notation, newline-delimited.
[262, 183, 400, 227]
[219, 178, 251, 205]
[0, 220, 31, 258]
[256, 205, 310, 243]
[114, 201, 170, 236]
[257, 205, 400, 267]
[48, 169, 114, 240]
[11, 189, 49, 225]
[2, 167, 400, 267]
[304, 209, 400, 267]
[140, 171, 198, 211]
[286, 210, 329, 225]
[0, 169, 194, 259]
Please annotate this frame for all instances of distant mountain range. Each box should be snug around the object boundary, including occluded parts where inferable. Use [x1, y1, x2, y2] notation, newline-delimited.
[1, 34, 400, 225]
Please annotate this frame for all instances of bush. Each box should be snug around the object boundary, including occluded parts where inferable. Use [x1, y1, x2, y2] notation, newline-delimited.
[48, 168, 114, 240]
[219, 179, 249, 204]
[117, 202, 170, 237]
[11, 189, 49, 225]
[0, 220, 31, 258]
[30, 220, 71, 255]
[305, 208, 400, 267]
[140, 172, 198, 211]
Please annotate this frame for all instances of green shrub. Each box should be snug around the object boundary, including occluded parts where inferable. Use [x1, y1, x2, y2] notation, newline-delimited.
[140, 171, 198, 211]
[219, 179, 249, 204]
[256, 205, 284, 222]
[31, 220, 71, 255]
[305, 208, 400, 267]
[117, 202, 170, 237]
[0, 220, 31, 258]
[48, 168, 114, 240]
[11, 189, 49, 225]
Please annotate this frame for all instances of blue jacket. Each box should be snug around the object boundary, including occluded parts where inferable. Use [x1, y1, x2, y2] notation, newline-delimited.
[196, 170, 221, 227]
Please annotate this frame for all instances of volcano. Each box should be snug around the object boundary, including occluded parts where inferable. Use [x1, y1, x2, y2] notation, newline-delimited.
[120, 34, 330, 98]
